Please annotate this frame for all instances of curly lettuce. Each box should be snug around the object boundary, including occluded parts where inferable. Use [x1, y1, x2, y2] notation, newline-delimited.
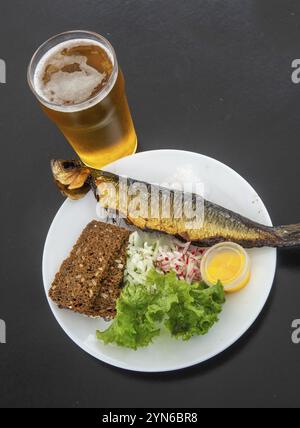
[96, 270, 225, 350]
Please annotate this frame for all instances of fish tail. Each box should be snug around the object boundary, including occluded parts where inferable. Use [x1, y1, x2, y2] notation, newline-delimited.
[275, 224, 300, 247]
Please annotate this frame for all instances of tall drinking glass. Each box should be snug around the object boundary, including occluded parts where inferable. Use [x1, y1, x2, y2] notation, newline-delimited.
[28, 30, 137, 169]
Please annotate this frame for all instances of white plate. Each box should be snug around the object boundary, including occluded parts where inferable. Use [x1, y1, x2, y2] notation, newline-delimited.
[42, 150, 276, 372]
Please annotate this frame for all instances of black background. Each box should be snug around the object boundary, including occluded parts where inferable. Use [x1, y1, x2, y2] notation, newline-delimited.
[1, 0, 300, 408]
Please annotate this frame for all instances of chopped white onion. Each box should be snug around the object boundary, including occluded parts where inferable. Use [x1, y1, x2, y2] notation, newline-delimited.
[125, 231, 206, 285]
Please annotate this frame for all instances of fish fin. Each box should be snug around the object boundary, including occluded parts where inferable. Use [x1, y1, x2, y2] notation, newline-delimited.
[275, 224, 300, 247]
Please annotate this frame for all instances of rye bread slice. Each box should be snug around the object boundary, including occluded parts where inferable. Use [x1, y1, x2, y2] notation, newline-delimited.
[84, 241, 128, 319]
[49, 221, 130, 314]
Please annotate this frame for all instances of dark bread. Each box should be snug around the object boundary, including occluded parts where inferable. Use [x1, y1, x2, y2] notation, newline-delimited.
[49, 220, 130, 318]
[84, 242, 128, 319]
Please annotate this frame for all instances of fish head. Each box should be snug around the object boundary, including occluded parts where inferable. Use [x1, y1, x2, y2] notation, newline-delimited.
[51, 159, 91, 200]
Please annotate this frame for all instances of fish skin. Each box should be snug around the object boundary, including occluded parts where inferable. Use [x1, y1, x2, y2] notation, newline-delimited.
[51, 159, 300, 248]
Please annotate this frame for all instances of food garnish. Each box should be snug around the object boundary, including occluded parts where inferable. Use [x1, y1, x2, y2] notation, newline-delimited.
[156, 241, 206, 283]
[124, 232, 167, 286]
[125, 231, 206, 285]
[96, 270, 225, 349]
[201, 243, 251, 293]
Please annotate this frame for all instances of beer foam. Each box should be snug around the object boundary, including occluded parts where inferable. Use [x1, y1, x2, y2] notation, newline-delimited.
[41, 55, 106, 105]
[33, 39, 114, 111]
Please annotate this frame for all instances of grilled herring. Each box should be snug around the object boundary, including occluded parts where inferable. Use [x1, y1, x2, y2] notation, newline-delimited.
[51, 159, 300, 248]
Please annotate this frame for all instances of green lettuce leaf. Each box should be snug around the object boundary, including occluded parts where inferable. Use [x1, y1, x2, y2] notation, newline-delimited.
[96, 270, 225, 349]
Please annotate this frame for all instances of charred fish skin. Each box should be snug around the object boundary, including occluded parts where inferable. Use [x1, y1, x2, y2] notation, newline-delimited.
[51, 159, 300, 248]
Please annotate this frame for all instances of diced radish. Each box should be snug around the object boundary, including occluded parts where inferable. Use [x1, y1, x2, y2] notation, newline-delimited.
[156, 242, 206, 284]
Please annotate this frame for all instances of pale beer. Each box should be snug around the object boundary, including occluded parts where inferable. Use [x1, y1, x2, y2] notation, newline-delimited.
[28, 31, 137, 169]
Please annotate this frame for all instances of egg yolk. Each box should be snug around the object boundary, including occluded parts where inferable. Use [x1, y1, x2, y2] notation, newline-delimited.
[206, 250, 245, 284]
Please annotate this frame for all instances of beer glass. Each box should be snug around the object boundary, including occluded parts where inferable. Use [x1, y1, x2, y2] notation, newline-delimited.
[28, 31, 137, 169]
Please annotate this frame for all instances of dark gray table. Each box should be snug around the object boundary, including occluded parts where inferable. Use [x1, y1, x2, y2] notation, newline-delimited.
[1, 0, 300, 408]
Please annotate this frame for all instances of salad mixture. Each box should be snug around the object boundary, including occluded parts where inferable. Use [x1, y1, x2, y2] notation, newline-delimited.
[125, 231, 207, 285]
[97, 232, 226, 349]
[97, 270, 225, 350]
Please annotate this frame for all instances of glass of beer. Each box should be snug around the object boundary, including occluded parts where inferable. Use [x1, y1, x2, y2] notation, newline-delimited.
[27, 31, 137, 169]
